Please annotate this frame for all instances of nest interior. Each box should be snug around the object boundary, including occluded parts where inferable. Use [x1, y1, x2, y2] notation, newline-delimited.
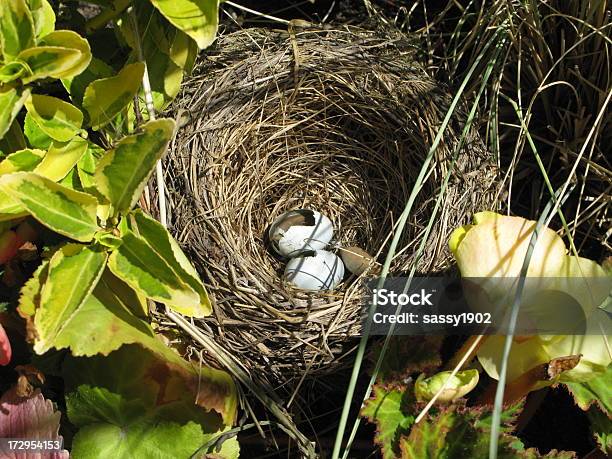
[166, 26, 498, 390]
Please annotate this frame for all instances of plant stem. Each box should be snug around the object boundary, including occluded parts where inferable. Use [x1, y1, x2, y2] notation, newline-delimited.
[127, 7, 167, 228]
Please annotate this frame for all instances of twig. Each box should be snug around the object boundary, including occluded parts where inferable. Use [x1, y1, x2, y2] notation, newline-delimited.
[224, 1, 290, 25]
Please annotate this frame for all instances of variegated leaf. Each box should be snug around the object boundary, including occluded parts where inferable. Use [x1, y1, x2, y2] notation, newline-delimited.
[82, 62, 144, 129]
[0, 0, 35, 60]
[95, 118, 174, 215]
[19, 31, 91, 83]
[28, 0, 55, 39]
[149, 0, 220, 50]
[0, 86, 30, 139]
[23, 112, 52, 148]
[108, 229, 204, 317]
[25, 94, 83, 142]
[33, 244, 107, 354]
[37, 30, 92, 78]
[33, 136, 88, 181]
[0, 172, 99, 241]
[0, 148, 45, 174]
[131, 210, 211, 316]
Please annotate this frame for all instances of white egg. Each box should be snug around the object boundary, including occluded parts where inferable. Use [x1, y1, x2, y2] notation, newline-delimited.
[269, 209, 333, 257]
[284, 250, 345, 291]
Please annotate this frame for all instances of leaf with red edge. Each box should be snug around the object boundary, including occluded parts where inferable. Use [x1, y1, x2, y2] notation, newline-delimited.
[0, 323, 11, 366]
[361, 384, 416, 459]
[564, 366, 611, 414]
[399, 403, 574, 459]
[0, 386, 69, 458]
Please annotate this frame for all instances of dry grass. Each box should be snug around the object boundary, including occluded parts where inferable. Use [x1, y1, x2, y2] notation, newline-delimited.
[396, 0, 611, 256]
[163, 26, 498, 392]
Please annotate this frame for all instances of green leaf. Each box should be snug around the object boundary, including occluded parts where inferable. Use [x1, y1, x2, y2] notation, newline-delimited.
[131, 210, 211, 315]
[33, 244, 107, 354]
[0, 148, 45, 174]
[0, 0, 36, 60]
[95, 118, 174, 215]
[565, 366, 611, 414]
[63, 56, 113, 106]
[120, 4, 197, 107]
[64, 344, 238, 458]
[0, 172, 99, 241]
[24, 112, 52, 149]
[33, 136, 88, 181]
[0, 86, 30, 140]
[28, 0, 55, 39]
[149, 0, 220, 50]
[108, 229, 204, 317]
[362, 385, 415, 459]
[25, 94, 83, 142]
[82, 62, 144, 129]
[58, 166, 81, 189]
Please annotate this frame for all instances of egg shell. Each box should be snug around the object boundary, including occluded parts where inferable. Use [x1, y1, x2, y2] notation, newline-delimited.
[269, 209, 333, 257]
[284, 250, 345, 291]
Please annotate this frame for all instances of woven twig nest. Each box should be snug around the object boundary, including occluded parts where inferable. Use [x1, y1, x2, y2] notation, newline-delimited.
[166, 26, 498, 389]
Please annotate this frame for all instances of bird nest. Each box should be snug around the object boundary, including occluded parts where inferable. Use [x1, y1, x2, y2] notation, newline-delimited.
[165, 26, 498, 390]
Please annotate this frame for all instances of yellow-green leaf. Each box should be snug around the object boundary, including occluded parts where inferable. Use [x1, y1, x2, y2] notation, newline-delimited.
[38, 268, 155, 356]
[33, 136, 88, 181]
[82, 62, 144, 129]
[0, 172, 99, 241]
[63, 57, 113, 106]
[108, 229, 203, 317]
[0, 147, 43, 221]
[18, 258, 49, 318]
[148, 0, 220, 50]
[37, 30, 92, 79]
[131, 209, 211, 316]
[19, 31, 91, 84]
[95, 118, 174, 215]
[18, 46, 83, 84]
[0, 86, 30, 139]
[0, 148, 44, 174]
[0, 189, 27, 222]
[23, 112, 52, 149]
[28, 0, 55, 39]
[0, 60, 29, 83]
[76, 142, 103, 194]
[34, 244, 107, 354]
[0, 0, 35, 60]
[25, 94, 83, 142]
[414, 369, 480, 403]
